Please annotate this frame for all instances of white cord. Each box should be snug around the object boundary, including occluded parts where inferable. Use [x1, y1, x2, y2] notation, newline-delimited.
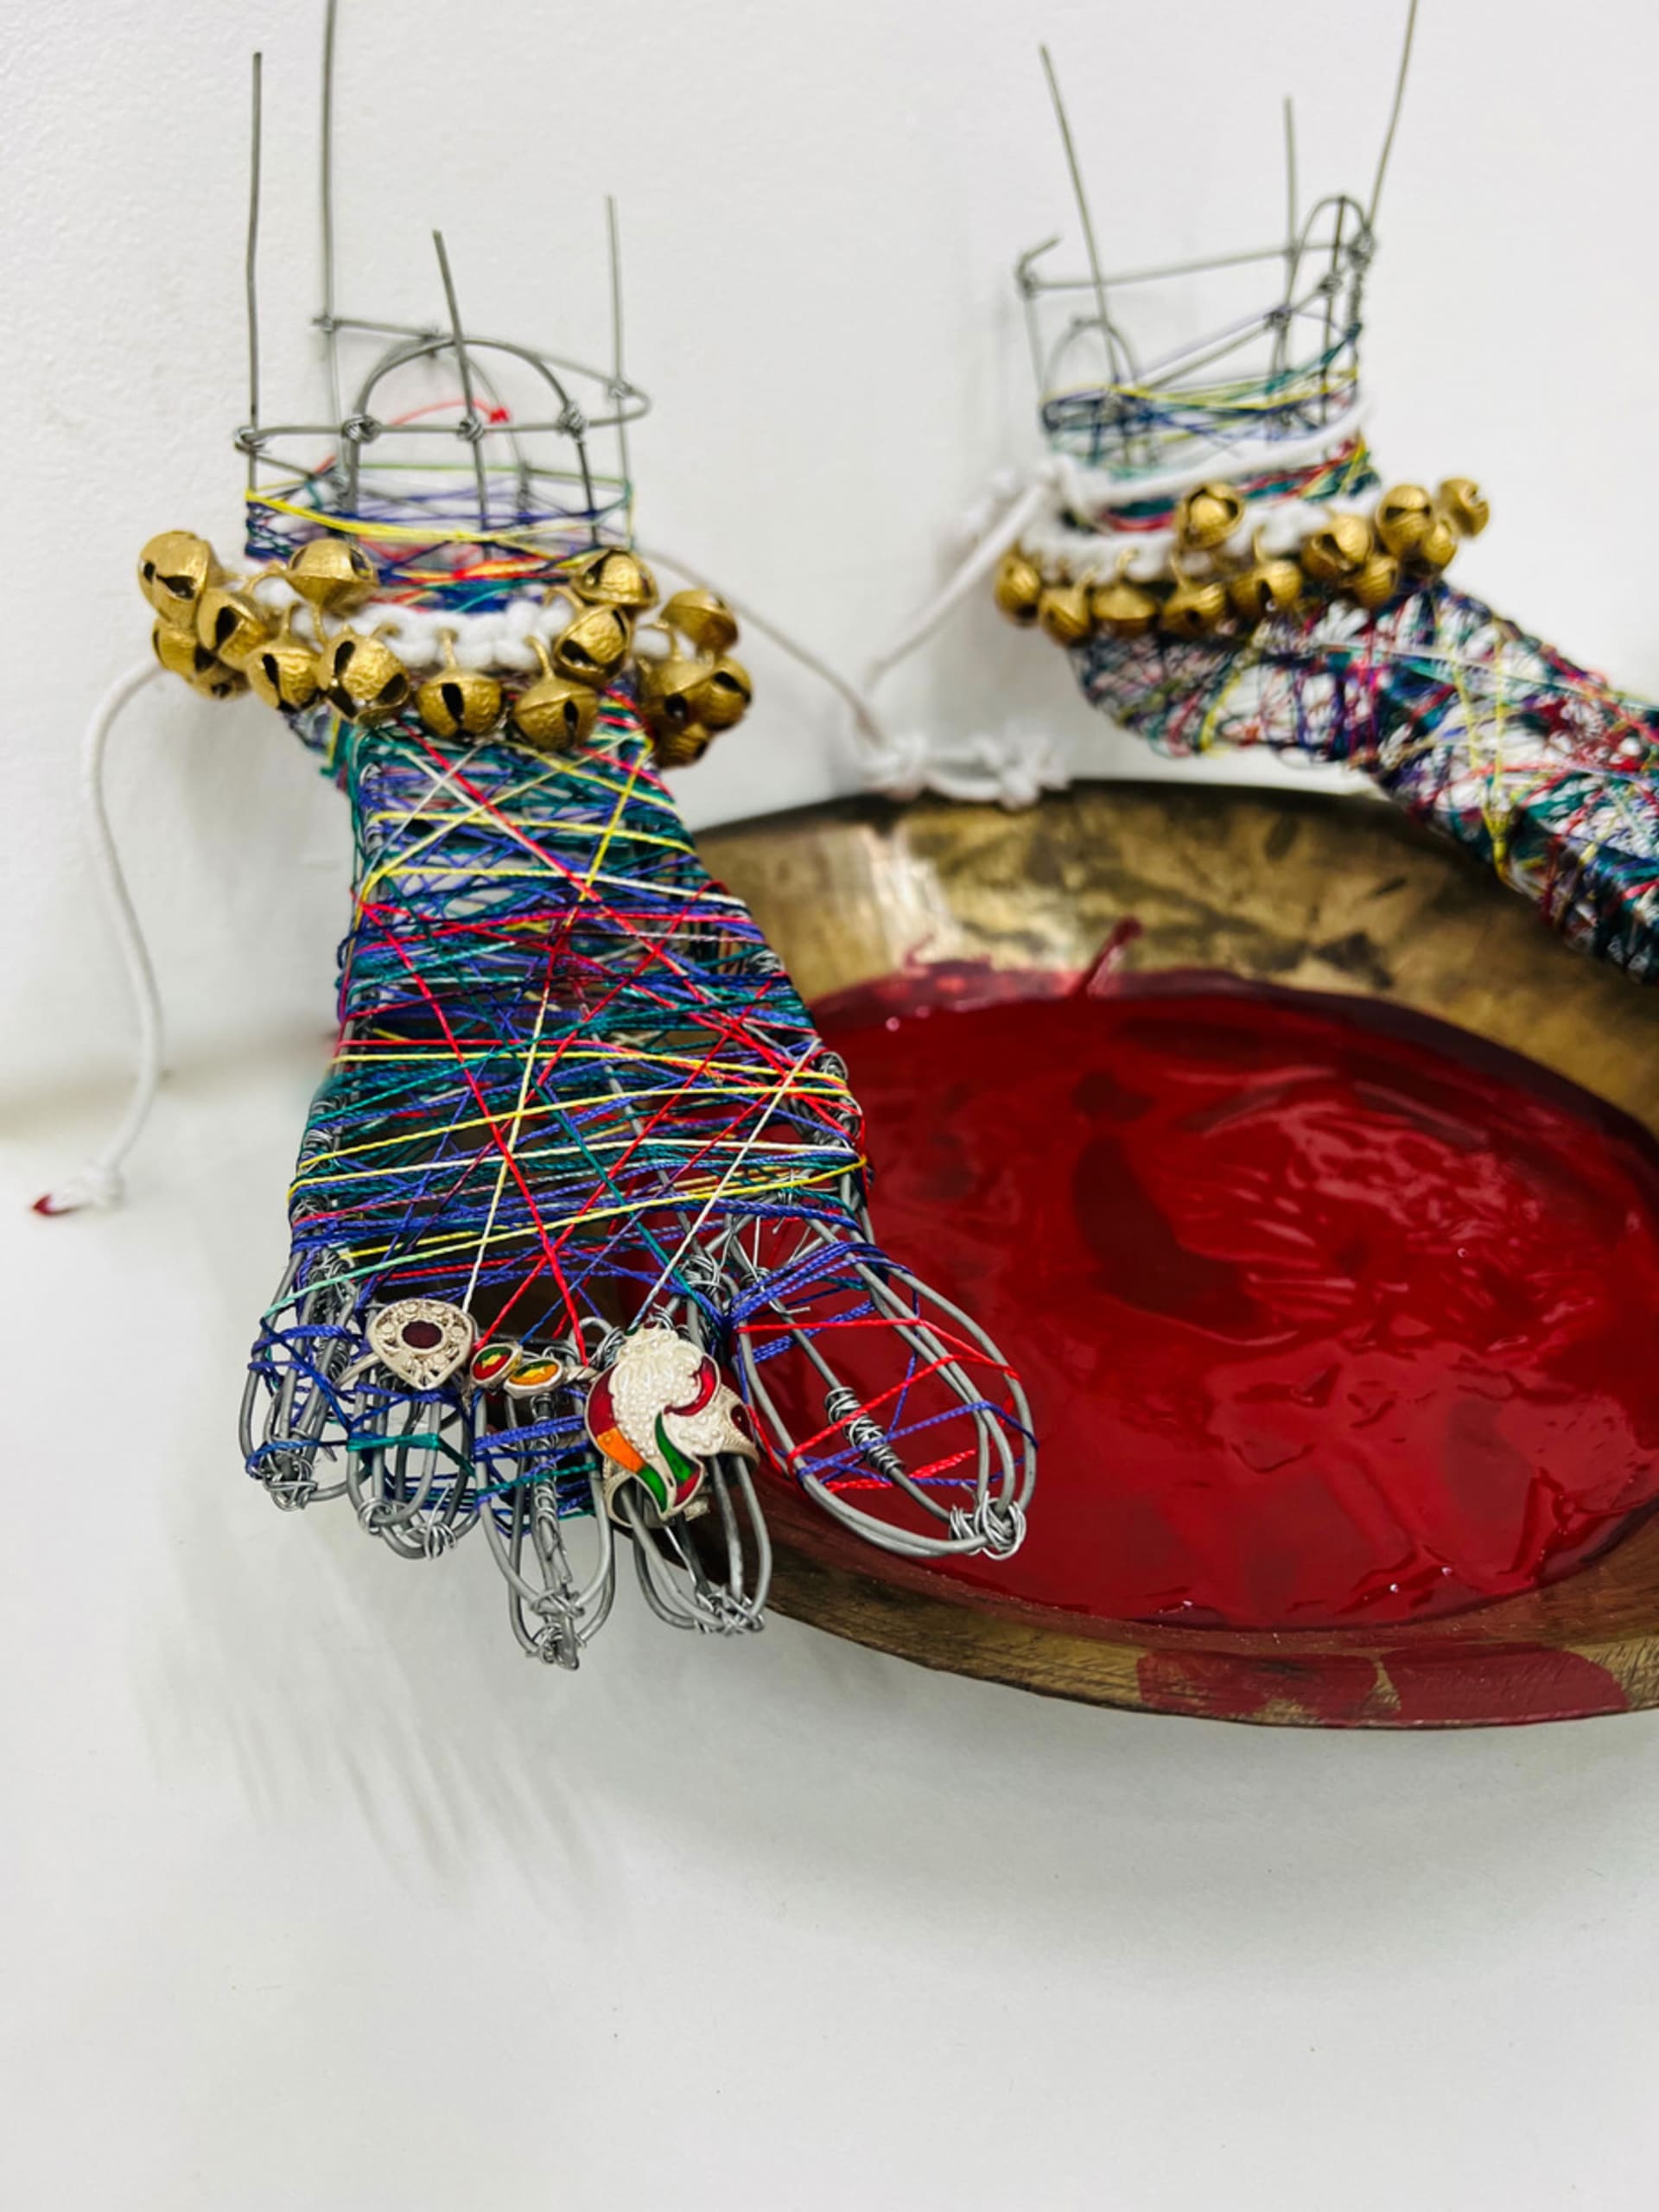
[633, 542, 899, 768]
[862, 471, 1058, 690]
[642, 540, 1066, 808]
[35, 662, 166, 1217]
[853, 409, 1389, 806]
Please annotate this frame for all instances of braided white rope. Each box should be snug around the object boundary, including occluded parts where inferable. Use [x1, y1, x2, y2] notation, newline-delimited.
[250, 574, 572, 673]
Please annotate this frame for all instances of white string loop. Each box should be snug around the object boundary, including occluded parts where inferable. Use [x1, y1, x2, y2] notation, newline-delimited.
[35, 662, 166, 1217]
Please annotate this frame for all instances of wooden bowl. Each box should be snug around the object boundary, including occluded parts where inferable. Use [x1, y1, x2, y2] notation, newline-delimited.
[698, 782, 1659, 1727]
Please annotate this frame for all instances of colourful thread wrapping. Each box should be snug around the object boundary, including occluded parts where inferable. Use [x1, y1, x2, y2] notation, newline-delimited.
[1041, 334, 1362, 475]
[243, 680, 1032, 1561]
[1069, 438, 1377, 536]
[1072, 582, 1659, 977]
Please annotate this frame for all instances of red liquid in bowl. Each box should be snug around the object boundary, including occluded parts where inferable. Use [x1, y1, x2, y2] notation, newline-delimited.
[810, 969, 1659, 1630]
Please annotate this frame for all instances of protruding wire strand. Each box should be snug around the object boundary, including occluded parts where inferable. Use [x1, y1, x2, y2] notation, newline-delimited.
[607, 196, 633, 546]
[1039, 44, 1124, 388]
[1368, 0, 1421, 232]
[1270, 95, 1300, 379]
[432, 229, 490, 533]
[319, 0, 342, 424]
[1284, 95, 1299, 255]
[245, 51, 264, 499]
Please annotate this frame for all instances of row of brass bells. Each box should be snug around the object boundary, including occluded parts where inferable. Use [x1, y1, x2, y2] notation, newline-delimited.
[481, 553, 658, 753]
[199, 538, 384, 709]
[140, 529, 371, 704]
[138, 531, 741, 764]
[407, 550, 662, 746]
[993, 543, 1236, 646]
[993, 472, 1491, 645]
[639, 588, 751, 766]
[990, 556, 1103, 649]
[417, 555, 657, 748]
[348, 556, 652, 748]
[1300, 479, 1486, 612]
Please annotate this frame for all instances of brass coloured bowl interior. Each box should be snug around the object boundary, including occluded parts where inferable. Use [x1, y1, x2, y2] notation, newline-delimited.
[696, 782, 1659, 1728]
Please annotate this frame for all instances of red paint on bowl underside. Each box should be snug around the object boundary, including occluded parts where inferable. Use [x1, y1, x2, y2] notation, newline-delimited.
[810, 966, 1659, 1631]
[1132, 1645, 1629, 1725]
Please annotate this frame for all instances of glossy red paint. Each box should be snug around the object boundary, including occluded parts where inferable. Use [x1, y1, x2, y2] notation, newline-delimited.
[809, 967, 1659, 1633]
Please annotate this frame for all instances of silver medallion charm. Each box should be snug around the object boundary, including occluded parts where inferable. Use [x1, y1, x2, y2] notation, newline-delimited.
[366, 1299, 475, 1389]
[585, 1323, 756, 1521]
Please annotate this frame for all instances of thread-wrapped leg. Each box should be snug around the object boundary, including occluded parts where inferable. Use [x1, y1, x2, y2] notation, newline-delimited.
[1073, 582, 1659, 979]
[242, 694, 1033, 1658]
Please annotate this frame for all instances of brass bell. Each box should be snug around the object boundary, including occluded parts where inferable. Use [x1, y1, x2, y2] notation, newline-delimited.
[415, 634, 504, 740]
[1226, 531, 1302, 623]
[1411, 512, 1460, 573]
[196, 583, 274, 671]
[1173, 482, 1246, 553]
[1438, 477, 1490, 538]
[1299, 512, 1373, 586]
[993, 550, 1044, 627]
[550, 602, 632, 685]
[153, 620, 209, 683]
[152, 625, 245, 699]
[689, 654, 753, 730]
[139, 531, 221, 628]
[566, 546, 658, 613]
[246, 609, 321, 713]
[318, 629, 412, 723]
[1347, 548, 1402, 611]
[1037, 579, 1093, 647]
[286, 537, 377, 614]
[510, 638, 601, 753]
[653, 721, 715, 771]
[639, 650, 709, 734]
[1373, 485, 1434, 559]
[1160, 556, 1229, 639]
[1090, 551, 1159, 639]
[188, 659, 248, 702]
[662, 588, 740, 654]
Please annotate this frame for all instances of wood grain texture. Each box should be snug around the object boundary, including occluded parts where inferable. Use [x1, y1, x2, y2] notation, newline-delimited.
[697, 784, 1659, 1727]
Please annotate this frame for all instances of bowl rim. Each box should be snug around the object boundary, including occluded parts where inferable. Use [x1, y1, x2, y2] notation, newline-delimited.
[697, 779, 1659, 1727]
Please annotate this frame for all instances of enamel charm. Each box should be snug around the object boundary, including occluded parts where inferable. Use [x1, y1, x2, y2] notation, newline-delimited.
[468, 1340, 577, 1397]
[585, 1325, 756, 1521]
[365, 1299, 475, 1390]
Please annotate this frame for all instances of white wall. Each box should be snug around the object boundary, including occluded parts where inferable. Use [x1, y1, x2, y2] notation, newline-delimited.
[10, 14, 1659, 2209]
[8, 0, 1659, 1105]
